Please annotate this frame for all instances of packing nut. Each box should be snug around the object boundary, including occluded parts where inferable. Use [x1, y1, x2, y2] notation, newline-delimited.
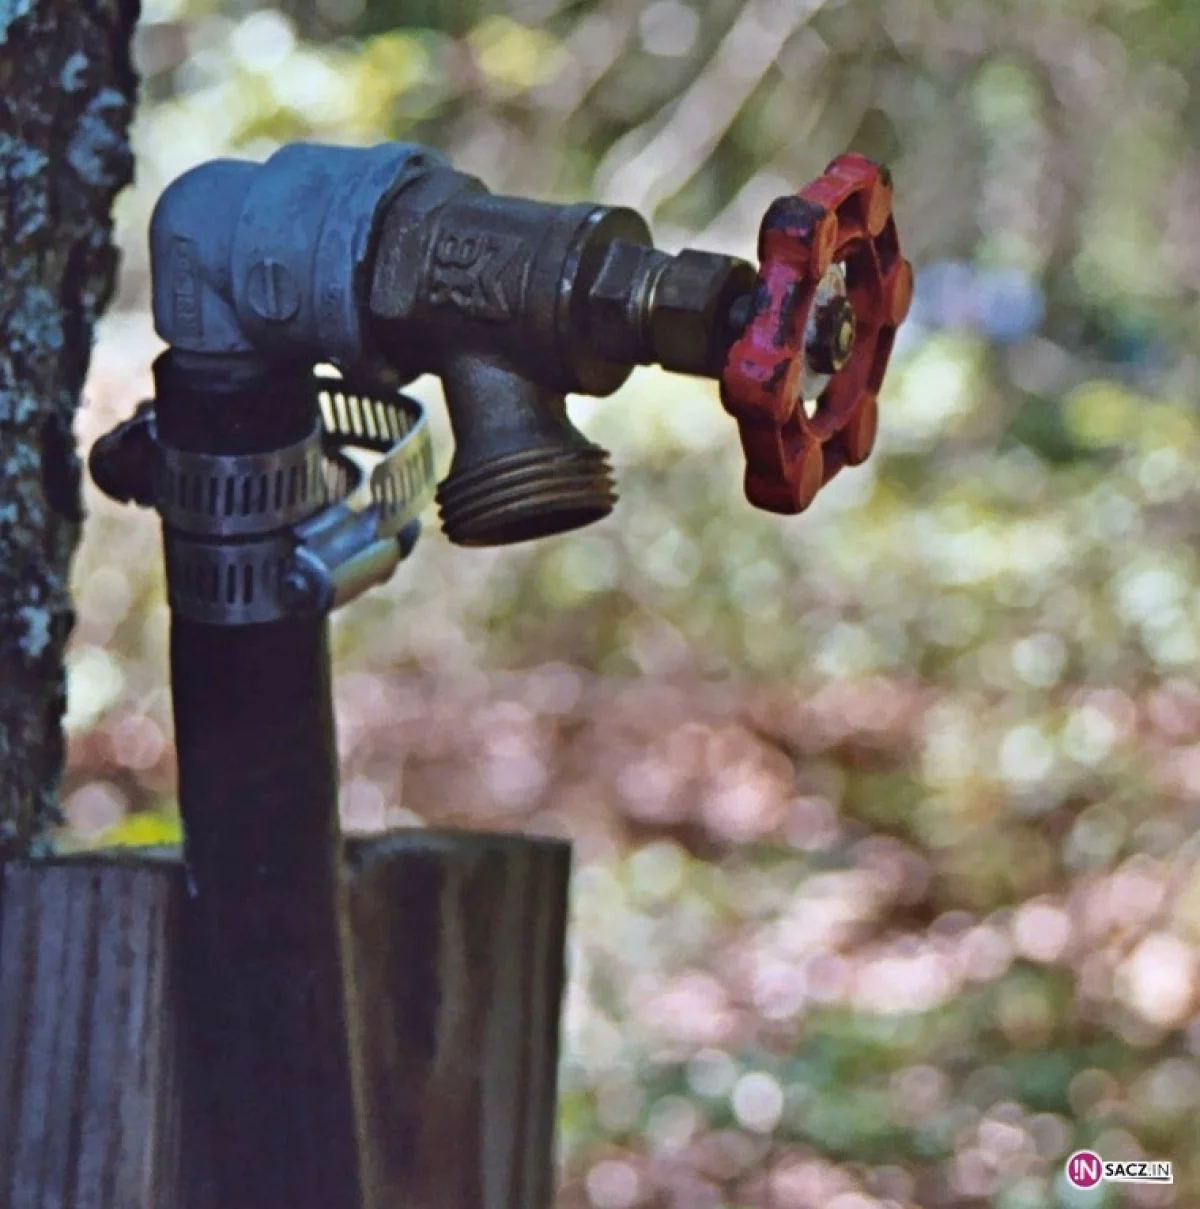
[648, 249, 757, 378]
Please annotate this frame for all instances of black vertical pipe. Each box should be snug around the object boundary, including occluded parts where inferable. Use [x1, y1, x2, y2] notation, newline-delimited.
[154, 352, 370, 1209]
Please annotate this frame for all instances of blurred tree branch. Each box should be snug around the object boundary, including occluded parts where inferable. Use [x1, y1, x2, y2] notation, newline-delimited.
[594, 0, 828, 217]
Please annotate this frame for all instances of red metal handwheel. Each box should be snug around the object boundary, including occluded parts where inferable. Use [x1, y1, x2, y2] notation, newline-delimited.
[719, 154, 915, 514]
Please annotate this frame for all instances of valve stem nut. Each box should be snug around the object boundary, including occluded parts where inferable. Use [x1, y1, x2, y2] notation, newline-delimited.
[805, 294, 856, 377]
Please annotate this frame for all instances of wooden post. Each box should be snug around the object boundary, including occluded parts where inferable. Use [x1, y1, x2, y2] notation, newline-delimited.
[0, 855, 185, 1209]
[346, 831, 571, 1209]
[0, 830, 571, 1209]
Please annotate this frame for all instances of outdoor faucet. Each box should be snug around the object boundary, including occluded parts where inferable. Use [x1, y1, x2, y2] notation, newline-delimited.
[82, 140, 913, 1209]
[93, 140, 913, 595]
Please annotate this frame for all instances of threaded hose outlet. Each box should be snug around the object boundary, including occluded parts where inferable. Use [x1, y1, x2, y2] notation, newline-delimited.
[436, 444, 616, 547]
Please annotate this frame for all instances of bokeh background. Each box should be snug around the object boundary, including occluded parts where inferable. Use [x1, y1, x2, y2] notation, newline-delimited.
[66, 0, 1200, 1205]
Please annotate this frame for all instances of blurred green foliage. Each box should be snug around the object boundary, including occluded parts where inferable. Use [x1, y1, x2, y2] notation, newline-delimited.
[65, 0, 1200, 1205]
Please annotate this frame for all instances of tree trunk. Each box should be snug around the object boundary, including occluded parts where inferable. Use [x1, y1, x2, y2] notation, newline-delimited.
[0, 0, 139, 860]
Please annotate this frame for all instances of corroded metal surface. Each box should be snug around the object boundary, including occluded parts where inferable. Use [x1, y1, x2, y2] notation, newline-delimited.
[719, 154, 915, 514]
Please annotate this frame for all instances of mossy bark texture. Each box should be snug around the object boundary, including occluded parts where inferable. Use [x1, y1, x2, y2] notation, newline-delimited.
[0, 0, 139, 859]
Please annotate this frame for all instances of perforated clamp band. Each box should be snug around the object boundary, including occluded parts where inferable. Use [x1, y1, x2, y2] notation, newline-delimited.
[157, 426, 327, 538]
[148, 376, 437, 625]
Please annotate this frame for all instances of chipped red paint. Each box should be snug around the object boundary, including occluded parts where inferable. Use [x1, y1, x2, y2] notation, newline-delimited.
[719, 154, 914, 515]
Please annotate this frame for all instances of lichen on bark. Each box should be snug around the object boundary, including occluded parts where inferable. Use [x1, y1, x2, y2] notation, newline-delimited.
[0, 0, 140, 859]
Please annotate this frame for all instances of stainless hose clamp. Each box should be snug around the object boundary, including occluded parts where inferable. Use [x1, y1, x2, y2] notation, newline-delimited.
[100, 375, 437, 626]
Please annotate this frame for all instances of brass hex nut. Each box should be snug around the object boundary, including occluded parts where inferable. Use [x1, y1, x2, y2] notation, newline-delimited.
[586, 240, 668, 365]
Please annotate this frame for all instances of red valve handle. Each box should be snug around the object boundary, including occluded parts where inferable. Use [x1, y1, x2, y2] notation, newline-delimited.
[719, 154, 914, 514]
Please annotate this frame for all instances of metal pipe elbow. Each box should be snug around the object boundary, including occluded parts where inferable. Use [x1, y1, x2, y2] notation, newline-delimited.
[150, 159, 257, 356]
[149, 142, 445, 367]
